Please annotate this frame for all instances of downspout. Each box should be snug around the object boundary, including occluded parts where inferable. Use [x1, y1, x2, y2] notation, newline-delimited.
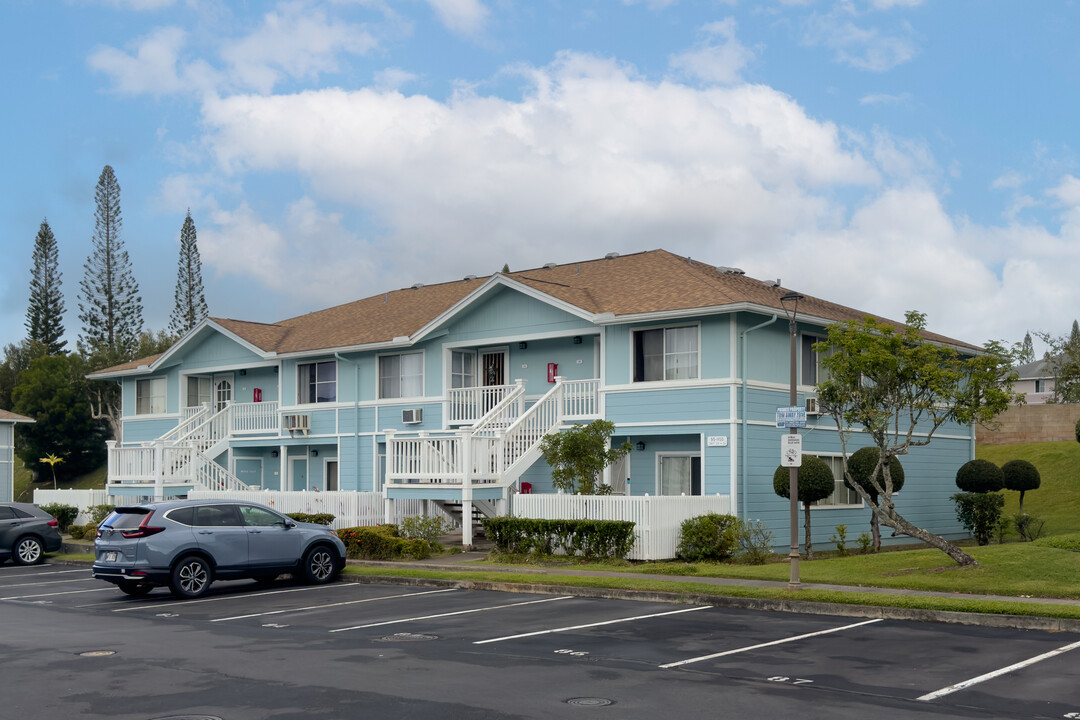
[740, 314, 778, 520]
[335, 353, 360, 490]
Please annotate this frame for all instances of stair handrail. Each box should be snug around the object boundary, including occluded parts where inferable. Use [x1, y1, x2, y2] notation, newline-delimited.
[470, 379, 527, 437]
[497, 377, 566, 481]
[194, 451, 254, 491]
[159, 404, 211, 445]
[176, 402, 232, 447]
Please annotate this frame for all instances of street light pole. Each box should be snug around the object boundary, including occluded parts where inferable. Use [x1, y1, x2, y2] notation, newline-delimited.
[781, 293, 804, 591]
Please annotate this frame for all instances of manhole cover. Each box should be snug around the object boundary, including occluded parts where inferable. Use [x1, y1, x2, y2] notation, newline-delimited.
[374, 632, 439, 642]
[78, 650, 116, 657]
[151, 716, 223, 720]
[565, 698, 615, 707]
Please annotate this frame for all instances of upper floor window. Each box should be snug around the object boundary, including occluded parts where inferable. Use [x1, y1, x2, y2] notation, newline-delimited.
[451, 350, 476, 389]
[802, 334, 823, 385]
[186, 376, 211, 408]
[298, 361, 337, 404]
[633, 326, 698, 382]
[135, 377, 167, 415]
[1035, 379, 1047, 393]
[379, 352, 424, 399]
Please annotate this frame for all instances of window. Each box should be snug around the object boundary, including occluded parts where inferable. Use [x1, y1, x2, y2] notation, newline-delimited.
[451, 350, 476, 389]
[325, 461, 339, 491]
[239, 505, 286, 527]
[802, 335, 822, 385]
[812, 455, 862, 507]
[186, 376, 211, 408]
[135, 377, 167, 415]
[633, 326, 698, 382]
[194, 504, 242, 527]
[659, 455, 702, 496]
[298, 361, 337, 404]
[1035, 379, 1046, 393]
[379, 352, 423, 398]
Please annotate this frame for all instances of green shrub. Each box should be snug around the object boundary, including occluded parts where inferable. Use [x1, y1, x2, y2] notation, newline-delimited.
[481, 517, 636, 560]
[735, 519, 775, 565]
[677, 513, 740, 562]
[399, 515, 449, 543]
[1034, 532, 1080, 551]
[955, 459, 1004, 493]
[88, 504, 115, 525]
[845, 447, 905, 497]
[286, 512, 335, 526]
[68, 522, 99, 540]
[1013, 512, 1047, 542]
[830, 525, 848, 556]
[335, 525, 428, 560]
[856, 532, 873, 554]
[39, 503, 78, 532]
[951, 492, 1005, 545]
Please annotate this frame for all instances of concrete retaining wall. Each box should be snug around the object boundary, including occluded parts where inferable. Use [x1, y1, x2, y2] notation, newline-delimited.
[977, 404, 1080, 445]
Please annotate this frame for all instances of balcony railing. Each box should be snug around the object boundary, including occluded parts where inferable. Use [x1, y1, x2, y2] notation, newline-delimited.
[447, 384, 517, 425]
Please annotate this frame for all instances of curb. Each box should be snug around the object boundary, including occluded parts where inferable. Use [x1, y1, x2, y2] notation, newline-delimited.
[340, 572, 1080, 633]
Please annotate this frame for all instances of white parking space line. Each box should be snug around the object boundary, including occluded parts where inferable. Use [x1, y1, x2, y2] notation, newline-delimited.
[211, 588, 459, 622]
[0, 578, 97, 589]
[917, 638, 1080, 701]
[1, 587, 115, 601]
[331, 595, 575, 633]
[0, 568, 86, 578]
[658, 618, 884, 669]
[110, 581, 354, 612]
[474, 605, 710, 645]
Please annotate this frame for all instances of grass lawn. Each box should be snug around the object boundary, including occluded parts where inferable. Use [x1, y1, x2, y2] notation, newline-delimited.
[14, 463, 107, 502]
[976, 440, 1080, 537]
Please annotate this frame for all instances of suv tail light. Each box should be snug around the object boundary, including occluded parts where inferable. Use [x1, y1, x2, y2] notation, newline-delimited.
[47, 518, 58, 527]
[121, 511, 166, 539]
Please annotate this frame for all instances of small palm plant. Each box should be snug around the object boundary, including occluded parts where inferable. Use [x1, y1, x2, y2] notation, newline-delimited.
[39, 453, 65, 490]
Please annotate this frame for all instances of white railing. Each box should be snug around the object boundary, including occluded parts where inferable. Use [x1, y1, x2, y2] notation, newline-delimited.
[448, 384, 517, 425]
[186, 490, 451, 530]
[387, 434, 463, 483]
[196, 458, 252, 492]
[511, 494, 732, 561]
[33, 489, 122, 525]
[500, 379, 564, 475]
[159, 405, 211, 444]
[230, 401, 280, 433]
[561, 378, 600, 419]
[470, 380, 527, 436]
[107, 443, 157, 483]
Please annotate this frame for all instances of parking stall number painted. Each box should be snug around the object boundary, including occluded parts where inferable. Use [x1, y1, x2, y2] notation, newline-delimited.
[767, 676, 814, 685]
[554, 649, 590, 657]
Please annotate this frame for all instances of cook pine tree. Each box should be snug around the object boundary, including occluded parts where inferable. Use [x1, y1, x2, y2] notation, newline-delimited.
[168, 210, 208, 336]
[78, 165, 144, 440]
[26, 218, 66, 355]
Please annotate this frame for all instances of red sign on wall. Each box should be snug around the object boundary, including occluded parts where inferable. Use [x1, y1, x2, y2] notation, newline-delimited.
[547, 363, 558, 383]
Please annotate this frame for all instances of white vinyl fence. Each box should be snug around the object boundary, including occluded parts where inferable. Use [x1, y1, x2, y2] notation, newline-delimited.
[187, 490, 451, 529]
[33, 489, 121, 525]
[510, 494, 732, 561]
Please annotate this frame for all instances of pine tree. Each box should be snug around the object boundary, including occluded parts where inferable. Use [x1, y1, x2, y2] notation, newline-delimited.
[1070, 320, 1080, 347]
[1019, 332, 1035, 365]
[78, 165, 143, 361]
[25, 219, 66, 354]
[168, 210, 208, 336]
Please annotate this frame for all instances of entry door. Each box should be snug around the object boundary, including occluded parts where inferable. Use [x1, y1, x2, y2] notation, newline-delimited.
[480, 350, 506, 412]
[214, 373, 234, 412]
[658, 455, 701, 496]
[290, 458, 308, 491]
[325, 460, 339, 491]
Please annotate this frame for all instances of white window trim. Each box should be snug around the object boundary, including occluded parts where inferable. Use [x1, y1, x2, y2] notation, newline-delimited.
[135, 377, 168, 416]
[630, 322, 702, 384]
[654, 451, 702, 496]
[296, 359, 338, 406]
[448, 348, 478, 390]
[376, 349, 426, 400]
[323, 456, 339, 492]
[808, 452, 865, 510]
[800, 332, 827, 389]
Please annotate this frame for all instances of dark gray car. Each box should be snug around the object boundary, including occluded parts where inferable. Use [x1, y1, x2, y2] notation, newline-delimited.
[0, 502, 64, 565]
[92, 499, 347, 598]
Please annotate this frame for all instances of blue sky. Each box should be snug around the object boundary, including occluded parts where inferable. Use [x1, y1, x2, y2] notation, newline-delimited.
[2, 0, 1078, 354]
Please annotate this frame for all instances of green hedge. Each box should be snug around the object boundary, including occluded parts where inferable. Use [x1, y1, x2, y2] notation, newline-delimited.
[287, 512, 335, 526]
[481, 517, 636, 559]
[39, 503, 79, 532]
[335, 525, 431, 560]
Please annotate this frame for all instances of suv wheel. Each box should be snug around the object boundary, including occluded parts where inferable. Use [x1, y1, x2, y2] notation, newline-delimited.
[13, 536, 45, 566]
[302, 545, 338, 584]
[170, 556, 213, 598]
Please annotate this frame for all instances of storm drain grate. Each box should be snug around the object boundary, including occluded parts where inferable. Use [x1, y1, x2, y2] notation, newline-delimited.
[375, 632, 439, 642]
[565, 698, 615, 707]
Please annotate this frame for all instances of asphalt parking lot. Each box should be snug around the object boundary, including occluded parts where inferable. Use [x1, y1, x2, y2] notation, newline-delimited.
[3, 562, 1080, 720]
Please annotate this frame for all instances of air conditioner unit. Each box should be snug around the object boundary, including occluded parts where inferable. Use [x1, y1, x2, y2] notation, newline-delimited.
[282, 414, 310, 435]
[805, 397, 821, 415]
[402, 408, 423, 424]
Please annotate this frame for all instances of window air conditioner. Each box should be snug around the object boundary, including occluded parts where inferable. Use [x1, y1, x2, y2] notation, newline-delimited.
[283, 414, 310, 435]
[402, 408, 423, 424]
[805, 397, 821, 415]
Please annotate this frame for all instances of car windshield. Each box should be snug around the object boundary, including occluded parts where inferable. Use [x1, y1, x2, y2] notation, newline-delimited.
[104, 508, 151, 530]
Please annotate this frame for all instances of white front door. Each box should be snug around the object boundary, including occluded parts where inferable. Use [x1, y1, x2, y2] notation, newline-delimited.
[214, 373, 234, 412]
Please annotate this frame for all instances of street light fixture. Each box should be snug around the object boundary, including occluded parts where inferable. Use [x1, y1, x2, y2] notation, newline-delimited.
[780, 292, 805, 591]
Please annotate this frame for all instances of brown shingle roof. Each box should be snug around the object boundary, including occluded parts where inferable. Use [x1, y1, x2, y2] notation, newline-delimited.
[90, 248, 978, 375]
[0, 409, 34, 423]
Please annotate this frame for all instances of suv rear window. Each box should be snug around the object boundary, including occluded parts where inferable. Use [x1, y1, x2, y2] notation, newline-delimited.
[104, 508, 151, 530]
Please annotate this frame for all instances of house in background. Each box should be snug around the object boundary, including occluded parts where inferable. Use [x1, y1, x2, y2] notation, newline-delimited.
[1012, 359, 1056, 404]
[1, 410, 34, 503]
[88, 249, 980, 548]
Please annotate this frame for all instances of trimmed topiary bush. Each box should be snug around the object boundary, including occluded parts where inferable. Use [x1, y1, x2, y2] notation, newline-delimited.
[955, 459, 1004, 493]
[844, 446, 905, 552]
[676, 513, 741, 562]
[1001, 459, 1041, 513]
[773, 455, 836, 559]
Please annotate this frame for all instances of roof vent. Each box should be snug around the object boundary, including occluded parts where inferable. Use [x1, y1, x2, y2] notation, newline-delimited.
[411, 283, 425, 289]
[717, 266, 745, 275]
[464, 274, 477, 281]
[771, 278, 781, 287]
[604, 252, 620, 260]
[543, 263, 557, 269]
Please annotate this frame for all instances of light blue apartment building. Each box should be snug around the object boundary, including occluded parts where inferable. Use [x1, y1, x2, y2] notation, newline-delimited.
[1, 410, 34, 503]
[90, 249, 977, 548]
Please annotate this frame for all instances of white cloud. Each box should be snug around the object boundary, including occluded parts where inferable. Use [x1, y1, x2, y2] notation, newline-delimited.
[859, 91, 911, 105]
[802, 10, 919, 72]
[88, 26, 220, 95]
[669, 18, 754, 85]
[869, 0, 924, 9]
[373, 67, 420, 91]
[991, 171, 1028, 190]
[424, 0, 489, 36]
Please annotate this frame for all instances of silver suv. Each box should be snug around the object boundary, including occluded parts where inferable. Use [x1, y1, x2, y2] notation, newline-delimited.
[93, 499, 347, 598]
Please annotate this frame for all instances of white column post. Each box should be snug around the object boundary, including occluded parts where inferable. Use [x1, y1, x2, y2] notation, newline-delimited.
[383, 430, 396, 523]
[460, 429, 473, 548]
[279, 444, 288, 491]
[154, 440, 165, 501]
[554, 375, 566, 423]
[514, 378, 526, 418]
[105, 440, 116, 487]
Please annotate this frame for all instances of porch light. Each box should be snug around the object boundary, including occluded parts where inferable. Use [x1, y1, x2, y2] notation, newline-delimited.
[780, 292, 805, 591]
[572, 336, 582, 344]
[311, 449, 318, 456]
[239, 369, 247, 376]
[519, 342, 528, 349]
[271, 450, 279, 457]
[635, 442, 646, 451]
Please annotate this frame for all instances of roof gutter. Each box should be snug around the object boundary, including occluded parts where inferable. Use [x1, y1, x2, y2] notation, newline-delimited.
[739, 313, 779, 521]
